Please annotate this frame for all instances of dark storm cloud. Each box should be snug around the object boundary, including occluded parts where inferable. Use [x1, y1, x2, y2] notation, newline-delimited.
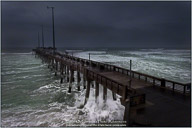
[2, 1, 191, 48]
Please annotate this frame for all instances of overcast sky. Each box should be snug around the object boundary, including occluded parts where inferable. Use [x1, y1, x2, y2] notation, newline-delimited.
[2, 1, 191, 49]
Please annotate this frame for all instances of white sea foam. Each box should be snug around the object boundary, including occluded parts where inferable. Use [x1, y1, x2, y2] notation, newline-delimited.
[65, 50, 84, 53]
[83, 90, 124, 122]
[2, 79, 125, 127]
[1, 49, 190, 127]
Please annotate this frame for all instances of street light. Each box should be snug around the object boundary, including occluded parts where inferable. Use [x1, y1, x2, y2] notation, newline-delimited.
[47, 6, 56, 53]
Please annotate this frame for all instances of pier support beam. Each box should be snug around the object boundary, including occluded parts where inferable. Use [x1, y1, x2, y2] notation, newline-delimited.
[122, 85, 128, 101]
[92, 81, 94, 88]
[103, 85, 107, 102]
[84, 79, 91, 105]
[55, 61, 58, 76]
[77, 71, 81, 91]
[95, 82, 99, 103]
[70, 67, 75, 82]
[72, 74, 75, 82]
[60, 64, 64, 84]
[48, 59, 50, 68]
[68, 69, 74, 93]
[161, 79, 165, 87]
[48, 58, 51, 68]
[161, 78, 166, 92]
[67, 66, 69, 82]
[124, 99, 131, 126]
[64, 65, 66, 74]
[83, 76, 86, 89]
[51, 59, 54, 71]
[112, 92, 117, 101]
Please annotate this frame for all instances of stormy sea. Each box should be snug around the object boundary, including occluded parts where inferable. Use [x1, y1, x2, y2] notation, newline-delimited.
[1, 48, 191, 127]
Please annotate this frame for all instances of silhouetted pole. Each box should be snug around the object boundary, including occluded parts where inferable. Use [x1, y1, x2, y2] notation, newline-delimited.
[129, 60, 132, 88]
[47, 6, 56, 53]
[130, 60, 132, 76]
[38, 32, 40, 48]
[42, 25, 44, 47]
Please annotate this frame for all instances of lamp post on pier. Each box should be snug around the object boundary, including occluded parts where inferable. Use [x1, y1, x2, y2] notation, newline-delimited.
[47, 6, 56, 53]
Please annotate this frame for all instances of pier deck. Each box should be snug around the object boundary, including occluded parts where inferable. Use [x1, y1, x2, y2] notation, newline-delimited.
[136, 86, 190, 126]
[33, 48, 191, 126]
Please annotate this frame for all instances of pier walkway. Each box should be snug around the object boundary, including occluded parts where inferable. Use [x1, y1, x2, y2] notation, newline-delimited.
[33, 47, 191, 126]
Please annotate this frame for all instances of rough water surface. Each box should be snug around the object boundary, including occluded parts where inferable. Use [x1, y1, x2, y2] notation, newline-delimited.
[1, 48, 191, 126]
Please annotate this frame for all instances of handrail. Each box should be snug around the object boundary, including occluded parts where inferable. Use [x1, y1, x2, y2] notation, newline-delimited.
[33, 48, 191, 95]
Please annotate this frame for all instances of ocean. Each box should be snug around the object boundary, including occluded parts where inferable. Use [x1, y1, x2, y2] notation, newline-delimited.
[1, 48, 191, 126]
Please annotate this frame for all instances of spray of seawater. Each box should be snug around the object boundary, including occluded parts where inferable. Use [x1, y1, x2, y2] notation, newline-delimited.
[1, 49, 190, 126]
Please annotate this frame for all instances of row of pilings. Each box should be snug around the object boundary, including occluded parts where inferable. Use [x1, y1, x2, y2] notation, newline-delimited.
[33, 48, 144, 126]
[34, 49, 118, 105]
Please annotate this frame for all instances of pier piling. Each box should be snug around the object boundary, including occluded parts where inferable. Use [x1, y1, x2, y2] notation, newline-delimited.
[95, 82, 99, 102]
[68, 69, 74, 93]
[83, 76, 86, 89]
[84, 79, 91, 105]
[103, 85, 107, 101]
[60, 64, 64, 83]
[67, 66, 69, 82]
[112, 92, 117, 100]
[77, 71, 81, 91]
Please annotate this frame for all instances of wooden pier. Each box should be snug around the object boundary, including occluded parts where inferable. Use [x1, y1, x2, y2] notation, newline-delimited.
[33, 47, 191, 126]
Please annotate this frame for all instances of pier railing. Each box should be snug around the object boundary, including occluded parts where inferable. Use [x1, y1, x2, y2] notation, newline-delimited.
[58, 53, 190, 95]
[96, 63, 190, 95]
[39, 51, 135, 98]
[34, 48, 191, 95]
[87, 69, 136, 99]
[33, 48, 191, 126]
